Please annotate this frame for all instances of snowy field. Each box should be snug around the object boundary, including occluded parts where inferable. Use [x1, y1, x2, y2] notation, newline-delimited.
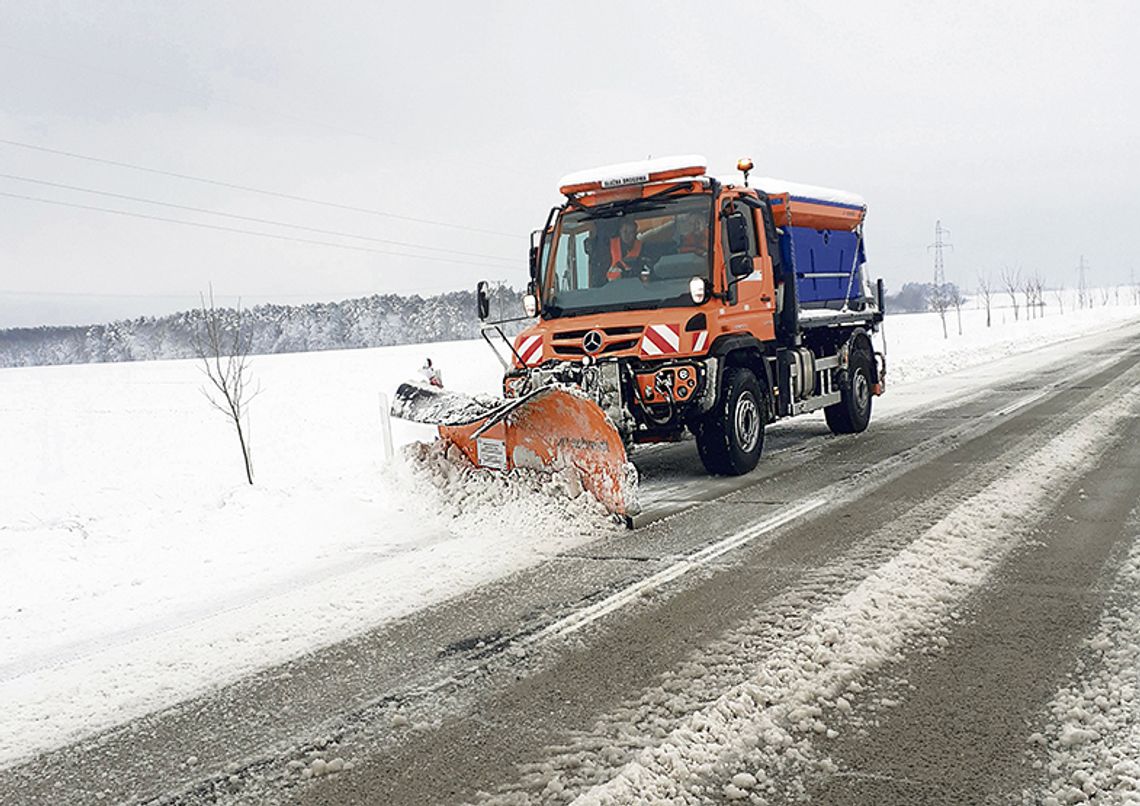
[2, 298, 1139, 765]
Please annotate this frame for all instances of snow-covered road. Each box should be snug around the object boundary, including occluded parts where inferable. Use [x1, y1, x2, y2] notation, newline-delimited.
[3, 306, 1140, 805]
[0, 303, 1133, 769]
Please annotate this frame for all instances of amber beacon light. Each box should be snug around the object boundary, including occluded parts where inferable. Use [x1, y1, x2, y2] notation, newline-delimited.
[737, 157, 754, 186]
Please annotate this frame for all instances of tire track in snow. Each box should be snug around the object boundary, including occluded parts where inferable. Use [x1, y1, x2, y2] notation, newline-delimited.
[561, 388, 1140, 805]
[471, 362, 1140, 806]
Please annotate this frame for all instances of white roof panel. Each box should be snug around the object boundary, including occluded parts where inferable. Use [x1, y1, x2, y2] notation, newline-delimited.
[752, 177, 865, 208]
[558, 154, 707, 192]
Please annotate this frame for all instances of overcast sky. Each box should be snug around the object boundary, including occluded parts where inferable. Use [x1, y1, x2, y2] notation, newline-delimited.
[1, 1, 1137, 327]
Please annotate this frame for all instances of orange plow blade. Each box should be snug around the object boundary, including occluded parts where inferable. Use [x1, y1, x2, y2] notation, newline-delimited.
[392, 383, 636, 517]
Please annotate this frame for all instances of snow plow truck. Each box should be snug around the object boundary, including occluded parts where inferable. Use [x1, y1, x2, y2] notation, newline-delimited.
[393, 155, 885, 520]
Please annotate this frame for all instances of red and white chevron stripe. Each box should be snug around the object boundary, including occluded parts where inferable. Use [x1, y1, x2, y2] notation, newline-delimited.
[640, 324, 681, 357]
[691, 330, 708, 353]
[515, 333, 543, 366]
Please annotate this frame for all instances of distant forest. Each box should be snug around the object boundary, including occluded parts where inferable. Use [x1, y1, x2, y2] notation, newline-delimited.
[0, 287, 522, 368]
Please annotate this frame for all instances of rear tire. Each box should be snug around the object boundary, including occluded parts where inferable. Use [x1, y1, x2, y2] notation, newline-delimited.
[824, 347, 873, 435]
[695, 367, 766, 476]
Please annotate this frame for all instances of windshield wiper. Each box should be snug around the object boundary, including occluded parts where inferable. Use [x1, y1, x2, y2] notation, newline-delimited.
[576, 182, 697, 219]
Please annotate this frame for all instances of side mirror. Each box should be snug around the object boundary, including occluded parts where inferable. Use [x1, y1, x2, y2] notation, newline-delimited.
[729, 254, 754, 279]
[476, 280, 491, 321]
[724, 212, 749, 255]
[528, 245, 539, 281]
[689, 277, 708, 304]
[877, 278, 886, 312]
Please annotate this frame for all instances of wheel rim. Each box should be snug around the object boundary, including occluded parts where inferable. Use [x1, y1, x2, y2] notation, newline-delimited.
[853, 368, 870, 413]
[735, 391, 760, 453]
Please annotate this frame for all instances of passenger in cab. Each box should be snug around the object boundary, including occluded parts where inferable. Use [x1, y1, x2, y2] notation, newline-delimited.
[607, 219, 643, 280]
[676, 212, 708, 256]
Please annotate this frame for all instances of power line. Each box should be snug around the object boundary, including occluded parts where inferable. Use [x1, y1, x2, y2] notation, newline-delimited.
[0, 282, 505, 301]
[0, 42, 384, 144]
[0, 138, 523, 239]
[0, 172, 518, 264]
[0, 191, 522, 271]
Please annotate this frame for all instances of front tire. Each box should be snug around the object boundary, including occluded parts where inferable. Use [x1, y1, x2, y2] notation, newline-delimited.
[824, 347, 873, 435]
[695, 367, 766, 476]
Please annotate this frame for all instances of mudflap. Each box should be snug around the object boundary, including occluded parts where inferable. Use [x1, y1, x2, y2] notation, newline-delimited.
[392, 382, 636, 517]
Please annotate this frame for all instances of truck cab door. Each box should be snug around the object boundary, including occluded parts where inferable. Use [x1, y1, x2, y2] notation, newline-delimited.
[718, 199, 776, 340]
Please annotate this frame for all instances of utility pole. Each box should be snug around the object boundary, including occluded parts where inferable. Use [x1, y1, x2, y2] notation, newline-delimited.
[928, 220, 953, 339]
[1077, 254, 1089, 309]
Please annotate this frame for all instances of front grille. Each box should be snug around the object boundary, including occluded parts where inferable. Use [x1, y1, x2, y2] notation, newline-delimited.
[552, 325, 643, 342]
[552, 338, 639, 357]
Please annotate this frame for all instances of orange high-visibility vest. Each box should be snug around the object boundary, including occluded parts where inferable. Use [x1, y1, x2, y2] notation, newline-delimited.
[678, 232, 705, 254]
[607, 237, 642, 280]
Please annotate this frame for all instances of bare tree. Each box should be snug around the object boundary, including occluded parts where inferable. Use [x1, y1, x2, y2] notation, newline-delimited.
[1030, 273, 1046, 318]
[977, 273, 994, 327]
[194, 287, 258, 485]
[1023, 276, 1036, 320]
[1053, 283, 1065, 315]
[1099, 287, 1111, 306]
[952, 286, 967, 336]
[1077, 257, 1090, 309]
[1001, 267, 1021, 321]
[930, 281, 951, 339]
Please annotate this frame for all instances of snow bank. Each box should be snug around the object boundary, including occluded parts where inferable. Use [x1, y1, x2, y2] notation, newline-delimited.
[876, 300, 1140, 386]
[0, 340, 613, 765]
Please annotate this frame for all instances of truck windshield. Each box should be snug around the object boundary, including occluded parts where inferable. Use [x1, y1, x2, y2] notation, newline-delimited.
[540, 194, 712, 318]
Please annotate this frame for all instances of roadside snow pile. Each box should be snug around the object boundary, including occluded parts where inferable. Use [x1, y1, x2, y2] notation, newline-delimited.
[1027, 536, 1140, 806]
[882, 303, 1140, 386]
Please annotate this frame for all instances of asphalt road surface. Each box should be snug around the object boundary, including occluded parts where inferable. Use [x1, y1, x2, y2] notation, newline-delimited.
[4, 324, 1140, 806]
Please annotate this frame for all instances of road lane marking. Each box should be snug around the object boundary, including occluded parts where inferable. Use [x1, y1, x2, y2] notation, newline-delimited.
[529, 498, 827, 642]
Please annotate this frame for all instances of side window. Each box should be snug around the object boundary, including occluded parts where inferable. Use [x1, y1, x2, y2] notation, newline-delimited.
[574, 234, 590, 289]
[552, 230, 593, 291]
[553, 232, 572, 291]
[735, 201, 759, 255]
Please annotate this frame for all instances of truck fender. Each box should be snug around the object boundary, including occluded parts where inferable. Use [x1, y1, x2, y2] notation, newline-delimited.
[839, 329, 877, 384]
[707, 334, 776, 420]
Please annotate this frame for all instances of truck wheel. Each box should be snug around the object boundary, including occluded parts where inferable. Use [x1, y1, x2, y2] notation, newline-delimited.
[695, 367, 765, 476]
[824, 347, 873, 435]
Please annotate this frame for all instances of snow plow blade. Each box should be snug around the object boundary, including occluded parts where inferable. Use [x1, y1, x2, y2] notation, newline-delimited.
[392, 383, 636, 517]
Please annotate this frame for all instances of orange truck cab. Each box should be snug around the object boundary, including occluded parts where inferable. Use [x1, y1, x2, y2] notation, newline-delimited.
[479, 155, 885, 477]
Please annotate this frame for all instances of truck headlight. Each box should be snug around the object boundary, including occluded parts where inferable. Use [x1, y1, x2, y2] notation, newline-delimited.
[523, 293, 538, 317]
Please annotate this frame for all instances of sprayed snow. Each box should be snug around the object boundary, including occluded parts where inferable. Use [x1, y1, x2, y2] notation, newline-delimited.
[389, 380, 502, 425]
[1026, 534, 1140, 806]
[566, 389, 1140, 804]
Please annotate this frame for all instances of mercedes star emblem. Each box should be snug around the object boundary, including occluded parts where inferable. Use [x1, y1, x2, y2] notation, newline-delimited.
[582, 330, 604, 354]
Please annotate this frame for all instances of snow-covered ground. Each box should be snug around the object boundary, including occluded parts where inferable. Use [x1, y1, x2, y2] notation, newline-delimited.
[1, 299, 1139, 766]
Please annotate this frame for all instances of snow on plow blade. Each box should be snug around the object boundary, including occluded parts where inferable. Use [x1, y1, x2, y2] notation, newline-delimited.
[392, 383, 635, 516]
